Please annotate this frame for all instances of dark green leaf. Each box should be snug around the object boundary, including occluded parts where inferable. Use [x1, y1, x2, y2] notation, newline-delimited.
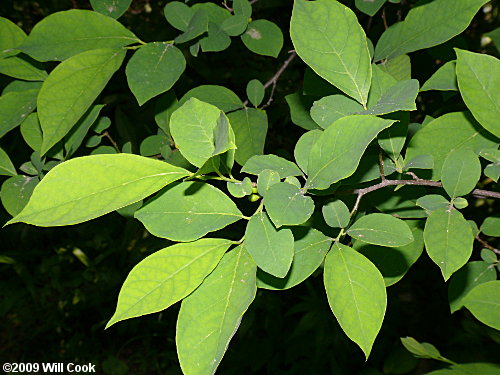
[164, 1, 194, 31]
[178, 85, 243, 112]
[135, 181, 242, 242]
[463, 281, 500, 330]
[174, 9, 208, 44]
[324, 243, 386, 359]
[241, 20, 283, 58]
[285, 91, 321, 130]
[347, 213, 414, 247]
[310, 95, 363, 129]
[424, 208, 474, 280]
[441, 148, 481, 198]
[227, 108, 267, 165]
[0, 88, 38, 139]
[246, 79, 265, 107]
[480, 216, 500, 236]
[19, 10, 139, 61]
[265, 182, 314, 227]
[0, 147, 16, 176]
[294, 129, 322, 174]
[291, 0, 371, 105]
[374, 0, 488, 61]
[90, 0, 132, 19]
[322, 199, 350, 228]
[126, 43, 185, 106]
[244, 211, 294, 278]
[420, 61, 458, 92]
[242, 154, 302, 178]
[0, 175, 39, 216]
[177, 246, 256, 375]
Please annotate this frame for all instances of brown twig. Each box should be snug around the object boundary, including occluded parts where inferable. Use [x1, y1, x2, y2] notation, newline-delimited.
[244, 50, 297, 108]
[475, 234, 500, 255]
[102, 131, 120, 152]
[344, 178, 500, 216]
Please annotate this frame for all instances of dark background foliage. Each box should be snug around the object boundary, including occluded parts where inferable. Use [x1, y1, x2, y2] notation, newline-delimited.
[1, 1, 499, 374]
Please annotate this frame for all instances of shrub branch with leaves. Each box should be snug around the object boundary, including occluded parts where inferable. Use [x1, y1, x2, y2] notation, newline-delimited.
[1, 0, 499, 374]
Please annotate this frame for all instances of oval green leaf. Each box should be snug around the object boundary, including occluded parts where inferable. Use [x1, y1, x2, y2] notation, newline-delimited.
[90, 0, 132, 19]
[324, 243, 387, 359]
[347, 213, 414, 247]
[106, 238, 232, 328]
[241, 20, 283, 58]
[264, 182, 314, 227]
[7, 154, 190, 226]
[257, 227, 331, 290]
[38, 48, 126, 155]
[246, 79, 265, 107]
[291, 0, 371, 106]
[242, 154, 303, 178]
[306, 115, 395, 190]
[374, 0, 488, 61]
[462, 281, 500, 330]
[135, 181, 242, 242]
[19, 10, 139, 61]
[441, 148, 481, 198]
[126, 43, 185, 106]
[0, 88, 39, 139]
[244, 211, 294, 278]
[177, 246, 257, 375]
[456, 49, 500, 138]
[424, 208, 474, 281]
[322, 199, 350, 228]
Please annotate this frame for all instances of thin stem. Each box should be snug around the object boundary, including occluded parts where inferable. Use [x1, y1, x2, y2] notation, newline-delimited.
[102, 131, 120, 152]
[476, 234, 500, 255]
[243, 51, 297, 108]
[378, 149, 386, 181]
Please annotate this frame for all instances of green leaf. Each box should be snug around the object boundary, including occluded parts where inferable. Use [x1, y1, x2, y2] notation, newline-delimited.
[455, 49, 500, 138]
[177, 246, 256, 375]
[306, 115, 395, 190]
[0, 54, 48, 81]
[480, 249, 497, 264]
[64, 105, 103, 156]
[164, 1, 194, 31]
[441, 148, 481, 198]
[178, 85, 243, 113]
[463, 281, 500, 330]
[241, 20, 283, 58]
[416, 194, 450, 215]
[481, 216, 500, 237]
[0, 147, 16, 176]
[291, 0, 371, 106]
[403, 154, 434, 171]
[359, 80, 419, 116]
[322, 199, 350, 228]
[310, 95, 363, 129]
[154, 91, 178, 137]
[106, 238, 232, 328]
[448, 261, 496, 313]
[485, 163, 500, 182]
[347, 213, 414, 247]
[0, 88, 39, 139]
[20, 113, 42, 151]
[90, 0, 132, 19]
[38, 48, 125, 155]
[170, 98, 234, 167]
[0, 175, 39, 216]
[0, 16, 26, 53]
[246, 79, 265, 107]
[126, 43, 185, 106]
[294, 129, 322, 174]
[324, 243, 387, 359]
[19, 10, 139, 61]
[221, 15, 248, 37]
[175, 9, 209, 44]
[139, 135, 168, 157]
[377, 112, 409, 159]
[233, 0, 252, 19]
[374, 0, 488, 61]
[2, 80, 42, 94]
[135, 181, 242, 242]
[400, 337, 441, 359]
[354, 220, 424, 286]
[256, 169, 280, 196]
[199, 22, 231, 52]
[7, 154, 190, 226]
[244, 211, 294, 278]
[420, 61, 458, 92]
[405, 112, 498, 180]
[227, 108, 268, 166]
[285, 91, 321, 130]
[355, 0, 387, 16]
[242, 154, 302, 178]
[257, 227, 331, 290]
[424, 208, 474, 281]
[378, 54, 411, 81]
[479, 148, 500, 163]
[368, 64, 397, 107]
[191, 2, 230, 24]
[227, 177, 253, 198]
[265, 182, 314, 227]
